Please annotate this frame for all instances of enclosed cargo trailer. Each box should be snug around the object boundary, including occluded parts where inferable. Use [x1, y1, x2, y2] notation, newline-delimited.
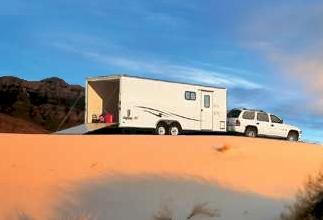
[58, 75, 227, 135]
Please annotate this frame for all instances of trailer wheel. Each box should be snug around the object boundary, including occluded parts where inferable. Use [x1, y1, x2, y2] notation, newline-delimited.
[156, 122, 167, 135]
[169, 123, 181, 136]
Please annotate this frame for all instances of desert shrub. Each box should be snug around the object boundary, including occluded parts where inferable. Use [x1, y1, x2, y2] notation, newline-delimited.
[16, 211, 34, 220]
[153, 206, 173, 220]
[186, 203, 220, 219]
[281, 169, 323, 220]
[153, 203, 219, 220]
[55, 212, 96, 220]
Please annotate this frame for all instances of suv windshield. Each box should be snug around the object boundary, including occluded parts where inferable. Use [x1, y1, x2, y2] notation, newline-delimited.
[228, 109, 242, 118]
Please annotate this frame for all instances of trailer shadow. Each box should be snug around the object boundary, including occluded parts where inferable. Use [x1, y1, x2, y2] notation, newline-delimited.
[88, 127, 230, 136]
[87, 127, 289, 142]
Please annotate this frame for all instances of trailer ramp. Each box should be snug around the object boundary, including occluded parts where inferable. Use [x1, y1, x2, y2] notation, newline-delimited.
[55, 123, 117, 135]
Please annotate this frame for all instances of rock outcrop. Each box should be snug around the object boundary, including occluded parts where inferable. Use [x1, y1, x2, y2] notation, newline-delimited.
[0, 76, 85, 133]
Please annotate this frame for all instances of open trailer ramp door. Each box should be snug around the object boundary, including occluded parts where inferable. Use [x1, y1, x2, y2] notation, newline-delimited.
[54, 123, 117, 135]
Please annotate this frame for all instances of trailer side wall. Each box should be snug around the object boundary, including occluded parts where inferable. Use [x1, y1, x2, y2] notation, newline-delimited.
[119, 76, 227, 132]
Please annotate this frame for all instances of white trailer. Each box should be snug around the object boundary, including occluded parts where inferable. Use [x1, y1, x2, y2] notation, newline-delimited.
[57, 75, 227, 134]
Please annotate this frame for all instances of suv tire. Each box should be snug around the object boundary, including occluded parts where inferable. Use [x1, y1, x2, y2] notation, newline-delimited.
[287, 131, 299, 141]
[245, 127, 257, 138]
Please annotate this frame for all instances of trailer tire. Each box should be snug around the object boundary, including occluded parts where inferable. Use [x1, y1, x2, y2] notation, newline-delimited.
[169, 123, 181, 136]
[155, 122, 167, 135]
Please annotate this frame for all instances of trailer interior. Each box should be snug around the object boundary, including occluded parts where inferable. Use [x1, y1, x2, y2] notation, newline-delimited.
[86, 78, 120, 124]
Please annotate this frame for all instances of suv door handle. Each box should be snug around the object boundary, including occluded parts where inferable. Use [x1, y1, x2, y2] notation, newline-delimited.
[271, 124, 274, 127]
[256, 122, 259, 125]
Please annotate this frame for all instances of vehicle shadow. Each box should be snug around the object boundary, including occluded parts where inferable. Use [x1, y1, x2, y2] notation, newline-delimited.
[48, 174, 286, 220]
[88, 127, 290, 142]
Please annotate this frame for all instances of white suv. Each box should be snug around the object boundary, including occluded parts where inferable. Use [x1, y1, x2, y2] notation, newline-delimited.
[227, 108, 302, 141]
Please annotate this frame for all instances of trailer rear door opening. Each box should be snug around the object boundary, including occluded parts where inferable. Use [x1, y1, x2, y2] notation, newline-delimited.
[86, 78, 120, 124]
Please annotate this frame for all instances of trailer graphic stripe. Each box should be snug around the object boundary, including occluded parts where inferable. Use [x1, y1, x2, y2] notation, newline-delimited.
[167, 112, 200, 122]
[136, 106, 171, 116]
[143, 110, 163, 118]
[136, 106, 200, 122]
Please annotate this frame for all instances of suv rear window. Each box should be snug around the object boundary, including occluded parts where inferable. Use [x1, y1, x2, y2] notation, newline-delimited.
[242, 111, 255, 120]
[257, 112, 269, 122]
[227, 109, 242, 118]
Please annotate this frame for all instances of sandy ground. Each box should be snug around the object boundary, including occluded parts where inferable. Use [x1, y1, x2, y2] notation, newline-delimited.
[0, 134, 323, 220]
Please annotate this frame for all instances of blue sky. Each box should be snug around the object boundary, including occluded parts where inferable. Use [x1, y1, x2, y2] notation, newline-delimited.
[1, 0, 323, 142]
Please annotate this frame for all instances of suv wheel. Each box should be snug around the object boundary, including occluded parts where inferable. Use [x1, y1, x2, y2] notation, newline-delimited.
[287, 131, 299, 141]
[245, 127, 257, 138]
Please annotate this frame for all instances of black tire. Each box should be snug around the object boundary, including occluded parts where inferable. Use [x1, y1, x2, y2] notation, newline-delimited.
[155, 122, 167, 135]
[287, 131, 299, 141]
[245, 127, 257, 138]
[168, 123, 181, 136]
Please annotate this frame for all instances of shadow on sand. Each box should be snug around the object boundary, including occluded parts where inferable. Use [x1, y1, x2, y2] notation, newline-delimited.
[37, 174, 289, 220]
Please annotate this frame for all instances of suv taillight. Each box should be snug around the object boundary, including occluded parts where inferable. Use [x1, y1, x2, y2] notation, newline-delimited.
[236, 119, 241, 126]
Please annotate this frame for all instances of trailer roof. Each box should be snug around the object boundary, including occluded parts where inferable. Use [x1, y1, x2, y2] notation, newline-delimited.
[87, 74, 227, 90]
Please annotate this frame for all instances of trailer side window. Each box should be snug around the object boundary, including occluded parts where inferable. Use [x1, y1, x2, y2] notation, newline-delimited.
[204, 95, 210, 108]
[191, 92, 196, 100]
[185, 91, 196, 101]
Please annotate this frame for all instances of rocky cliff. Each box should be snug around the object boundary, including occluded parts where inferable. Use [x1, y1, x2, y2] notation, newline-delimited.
[0, 76, 85, 133]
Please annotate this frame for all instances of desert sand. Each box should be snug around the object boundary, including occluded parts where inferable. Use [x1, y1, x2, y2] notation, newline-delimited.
[0, 134, 323, 220]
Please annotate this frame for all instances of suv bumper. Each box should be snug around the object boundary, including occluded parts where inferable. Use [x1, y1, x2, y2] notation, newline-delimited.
[227, 125, 245, 134]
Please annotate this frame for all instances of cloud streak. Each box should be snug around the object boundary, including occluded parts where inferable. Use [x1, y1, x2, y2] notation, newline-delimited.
[53, 41, 262, 90]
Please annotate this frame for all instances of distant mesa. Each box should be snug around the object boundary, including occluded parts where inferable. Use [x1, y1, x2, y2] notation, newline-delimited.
[0, 75, 85, 133]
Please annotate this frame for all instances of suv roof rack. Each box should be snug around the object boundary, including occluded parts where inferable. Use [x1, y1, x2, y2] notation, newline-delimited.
[241, 108, 265, 112]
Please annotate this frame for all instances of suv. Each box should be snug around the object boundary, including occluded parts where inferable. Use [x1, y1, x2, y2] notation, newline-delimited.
[227, 108, 302, 141]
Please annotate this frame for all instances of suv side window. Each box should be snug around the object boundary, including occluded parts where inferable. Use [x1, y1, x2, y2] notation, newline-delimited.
[270, 115, 283, 124]
[242, 111, 255, 120]
[257, 112, 269, 122]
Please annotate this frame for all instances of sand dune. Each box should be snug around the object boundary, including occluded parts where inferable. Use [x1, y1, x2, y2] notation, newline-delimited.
[0, 134, 322, 219]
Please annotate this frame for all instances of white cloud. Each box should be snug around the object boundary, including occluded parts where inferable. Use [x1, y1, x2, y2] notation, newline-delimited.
[165, 65, 261, 89]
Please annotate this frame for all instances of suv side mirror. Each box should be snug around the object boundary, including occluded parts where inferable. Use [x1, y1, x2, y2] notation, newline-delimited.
[281, 119, 284, 124]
